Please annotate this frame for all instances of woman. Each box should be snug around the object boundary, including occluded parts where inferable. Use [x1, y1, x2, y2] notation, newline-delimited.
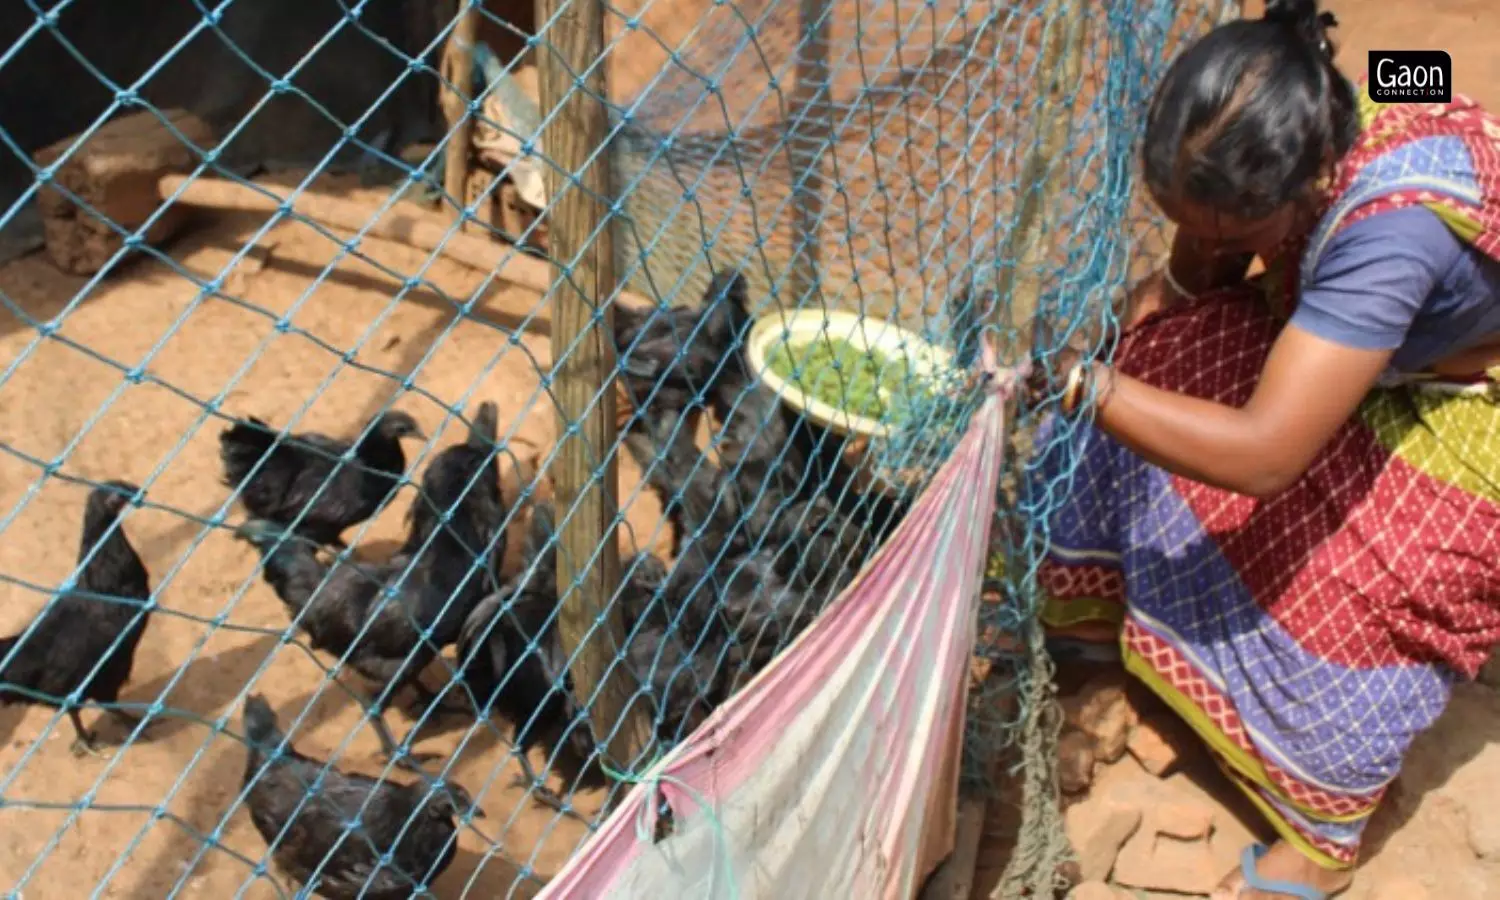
[1034, 1, 1500, 897]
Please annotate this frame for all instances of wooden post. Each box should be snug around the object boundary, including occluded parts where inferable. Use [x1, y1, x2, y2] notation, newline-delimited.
[535, 0, 652, 769]
[440, 0, 481, 221]
[789, 0, 830, 310]
[989, 2, 1088, 365]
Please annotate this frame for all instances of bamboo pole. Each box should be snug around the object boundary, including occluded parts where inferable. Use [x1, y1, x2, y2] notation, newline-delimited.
[990, 3, 1089, 365]
[534, 0, 652, 770]
[440, 1, 482, 222]
[789, 0, 830, 310]
[987, 6, 1089, 897]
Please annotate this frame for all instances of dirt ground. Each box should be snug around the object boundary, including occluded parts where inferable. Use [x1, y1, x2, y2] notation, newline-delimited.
[0, 0, 1497, 898]
[0, 182, 681, 896]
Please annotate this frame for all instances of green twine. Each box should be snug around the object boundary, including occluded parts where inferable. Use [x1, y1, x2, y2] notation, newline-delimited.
[599, 757, 740, 899]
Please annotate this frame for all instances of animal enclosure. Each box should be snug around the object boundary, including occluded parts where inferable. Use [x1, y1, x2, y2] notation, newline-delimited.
[0, 0, 1231, 896]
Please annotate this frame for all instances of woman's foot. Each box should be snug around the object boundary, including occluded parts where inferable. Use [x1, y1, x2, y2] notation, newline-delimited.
[1212, 840, 1353, 899]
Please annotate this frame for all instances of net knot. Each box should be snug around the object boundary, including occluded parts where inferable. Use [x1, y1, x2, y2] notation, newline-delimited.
[600, 756, 739, 898]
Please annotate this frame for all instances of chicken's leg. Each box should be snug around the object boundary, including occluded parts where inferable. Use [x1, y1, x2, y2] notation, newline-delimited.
[365, 702, 439, 773]
[408, 679, 472, 720]
[509, 751, 593, 826]
[67, 709, 105, 757]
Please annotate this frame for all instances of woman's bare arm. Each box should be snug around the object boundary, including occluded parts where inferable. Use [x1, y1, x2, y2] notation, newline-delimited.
[1089, 324, 1392, 497]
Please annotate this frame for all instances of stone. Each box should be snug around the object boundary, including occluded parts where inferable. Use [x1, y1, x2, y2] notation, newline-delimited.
[1066, 882, 1130, 900]
[1065, 798, 1143, 883]
[1064, 676, 1132, 764]
[1127, 716, 1192, 777]
[1060, 670, 1126, 728]
[1090, 696, 1132, 764]
[1112, 831, 1222, 895]
[1058, 728, 1098, 795]
[1150, 801, 1214, 841]
[32, 108, 216, 275]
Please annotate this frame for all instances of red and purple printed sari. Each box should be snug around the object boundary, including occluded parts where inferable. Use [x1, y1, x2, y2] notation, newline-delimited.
[1036, 88, 1500, 868]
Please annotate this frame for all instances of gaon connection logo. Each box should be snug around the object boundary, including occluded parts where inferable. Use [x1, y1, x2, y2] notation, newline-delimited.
[1368, 50, 1453, 103]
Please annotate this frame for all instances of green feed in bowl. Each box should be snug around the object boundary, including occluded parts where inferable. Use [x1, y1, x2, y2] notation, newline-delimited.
[765, 336, 921, 421]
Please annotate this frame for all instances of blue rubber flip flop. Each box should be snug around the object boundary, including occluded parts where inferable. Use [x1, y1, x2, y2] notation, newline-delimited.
[1238, 843, 1330, 900]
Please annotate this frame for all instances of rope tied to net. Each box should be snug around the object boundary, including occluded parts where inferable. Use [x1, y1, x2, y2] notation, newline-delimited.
[599, 756, 739, 899]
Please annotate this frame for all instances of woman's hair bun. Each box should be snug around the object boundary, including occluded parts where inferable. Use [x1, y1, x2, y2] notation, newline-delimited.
[1263, 0, 1340, 59]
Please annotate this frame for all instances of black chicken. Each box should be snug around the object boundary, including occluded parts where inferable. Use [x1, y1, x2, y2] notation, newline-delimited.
[700, 273, 817, 500]
[241, 694, 479, 899]
[619, 552, 726, 744]
[712, 376, 811, 499]
[612, 270, 754, 432]
[628, 413, 843, 685]
[658, 526, 813, 674]
[235, 403, 505, 770]
[763, 493, 869, 599]
[458, 504, 722, 821]
[624, 415, 752, 563]
[0, 481, 155, 756]
[456, 503, 594, 815]
[219, 409, 426, 548]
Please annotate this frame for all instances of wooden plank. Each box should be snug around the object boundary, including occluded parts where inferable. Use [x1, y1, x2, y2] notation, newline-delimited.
[534, 0, 653, 771]
[154, 173, 653, 326]
[440, 2, 482, 222]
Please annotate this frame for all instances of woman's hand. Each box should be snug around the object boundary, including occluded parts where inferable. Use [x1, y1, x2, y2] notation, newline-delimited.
[1023, 321, 1088, 409]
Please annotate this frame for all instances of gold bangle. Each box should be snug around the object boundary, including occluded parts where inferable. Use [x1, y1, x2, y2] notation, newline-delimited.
[1060, 362, 1087, 416]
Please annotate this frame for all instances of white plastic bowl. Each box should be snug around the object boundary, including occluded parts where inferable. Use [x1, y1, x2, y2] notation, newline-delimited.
[745, 308, 956, 439]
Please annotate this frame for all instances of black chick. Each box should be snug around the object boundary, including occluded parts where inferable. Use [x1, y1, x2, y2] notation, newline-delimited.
[459, 506, 714, 822]
[457, 502, 598, 816]
[700, 272, 818, 500]
[660, 542, 813, 697]
[613, 270, 754, 433]
[763, 494, 869, 599]
[619, 553, 727, 746]
[714, 551, 812, 676]
[0, 481, 154, 756]
[235, 403, 505, 770]
[241, 694, 480, 899]
[624, 416, 748, 563]
[712, 376, 811, 500]
[399, 402, 507, 643]
[618, 283, 821, 562]
[220, 409, 426, 549]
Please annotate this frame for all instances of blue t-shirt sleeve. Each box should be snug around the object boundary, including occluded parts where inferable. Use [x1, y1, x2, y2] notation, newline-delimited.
[1290, 206, 1459, 351]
